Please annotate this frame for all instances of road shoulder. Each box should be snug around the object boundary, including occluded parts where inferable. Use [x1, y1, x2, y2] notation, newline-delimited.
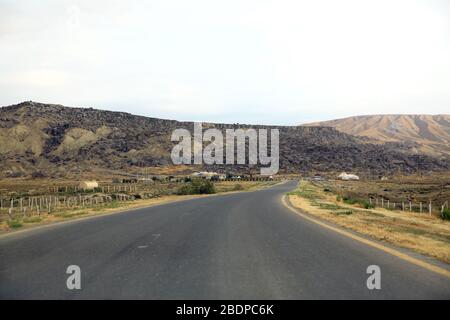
[282, 194, 450, 279]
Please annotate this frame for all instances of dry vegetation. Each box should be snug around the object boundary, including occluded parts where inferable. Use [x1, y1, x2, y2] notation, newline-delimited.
[0, 179, 278, 233]
[314, 173, 450, 212]
[287, 180, 450, 263]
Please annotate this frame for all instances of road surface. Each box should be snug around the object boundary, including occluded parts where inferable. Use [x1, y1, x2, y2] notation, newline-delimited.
[0, 181, 449, 299]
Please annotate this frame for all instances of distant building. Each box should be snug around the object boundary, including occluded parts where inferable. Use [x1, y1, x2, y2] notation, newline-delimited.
[191, 171, 226, 180]
[337, 172, 359, 181]
[79, 181, 98, 190]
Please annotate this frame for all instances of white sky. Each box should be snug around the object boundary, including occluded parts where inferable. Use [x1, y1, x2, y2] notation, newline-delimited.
[1, 0, 449, 125]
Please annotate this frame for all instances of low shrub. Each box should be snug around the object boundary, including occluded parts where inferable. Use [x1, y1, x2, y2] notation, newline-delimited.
[441, 207, 450, 221]
[177, 179, 216, 195]
[360, 200, 374, 209]
[343, 196, 357, 205]
[7, 220, 23, 228]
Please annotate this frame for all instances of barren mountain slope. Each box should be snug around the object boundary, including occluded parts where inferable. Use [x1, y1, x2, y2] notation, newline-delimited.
[0, 102, 448, 178]
[304, 114, 450, 156]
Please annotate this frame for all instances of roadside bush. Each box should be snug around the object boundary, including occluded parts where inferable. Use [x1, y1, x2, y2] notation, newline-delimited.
[7, 220, 23, 228]
[441, 207, 450, 221]
[360, 200, 374, 209]
[342, 196, 357, 205]
[177, 179, 216, 195]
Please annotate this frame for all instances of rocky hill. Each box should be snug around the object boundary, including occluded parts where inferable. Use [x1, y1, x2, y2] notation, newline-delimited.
[0, 102, 448, 178]
[305, 114, 450, 156]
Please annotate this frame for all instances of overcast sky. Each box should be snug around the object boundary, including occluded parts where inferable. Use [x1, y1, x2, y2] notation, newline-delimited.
[1, 0, 449, 125]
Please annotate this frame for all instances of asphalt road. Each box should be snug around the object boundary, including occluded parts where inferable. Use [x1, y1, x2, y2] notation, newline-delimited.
[0, 181, 449, 299]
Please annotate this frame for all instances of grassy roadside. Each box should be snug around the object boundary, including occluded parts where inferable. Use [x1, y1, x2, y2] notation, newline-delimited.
[287, 180, 450, 264]
[0, 180, 278, 234]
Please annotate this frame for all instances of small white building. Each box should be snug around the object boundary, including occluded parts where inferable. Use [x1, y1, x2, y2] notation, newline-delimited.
[191, 171, 225, 180]
[79, 181, 99, 190]
[337, 172, 359, 181]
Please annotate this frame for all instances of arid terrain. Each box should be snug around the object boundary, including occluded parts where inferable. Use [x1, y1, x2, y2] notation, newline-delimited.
[0, 178, 279, 232]
[287, 179, 450, 263]
[1, 101, 449, 179]
[305, 114, 450, 156]
[1, 101, 449, 270]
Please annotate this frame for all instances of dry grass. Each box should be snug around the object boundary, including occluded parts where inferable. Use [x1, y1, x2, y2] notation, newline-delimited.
[0, 180, 278, 234]
[288, 180, 450, 264]
[313, 173, 450, 207]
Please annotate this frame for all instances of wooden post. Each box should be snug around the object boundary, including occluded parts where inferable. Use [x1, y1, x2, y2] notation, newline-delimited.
[381, 198, 384, 208]
[429, 201, 432, 216]
[409, 201, 412, 212]
[420, 202, 422, 213]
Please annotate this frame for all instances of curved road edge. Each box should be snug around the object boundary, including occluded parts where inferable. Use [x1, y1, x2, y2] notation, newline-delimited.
[281, 194, 450, 279]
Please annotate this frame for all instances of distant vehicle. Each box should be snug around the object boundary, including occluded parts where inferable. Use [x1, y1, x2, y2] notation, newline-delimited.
[312, 174, 325, 181]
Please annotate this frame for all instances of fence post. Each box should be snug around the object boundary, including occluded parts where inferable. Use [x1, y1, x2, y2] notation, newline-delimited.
[429, 201, 432, 216]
